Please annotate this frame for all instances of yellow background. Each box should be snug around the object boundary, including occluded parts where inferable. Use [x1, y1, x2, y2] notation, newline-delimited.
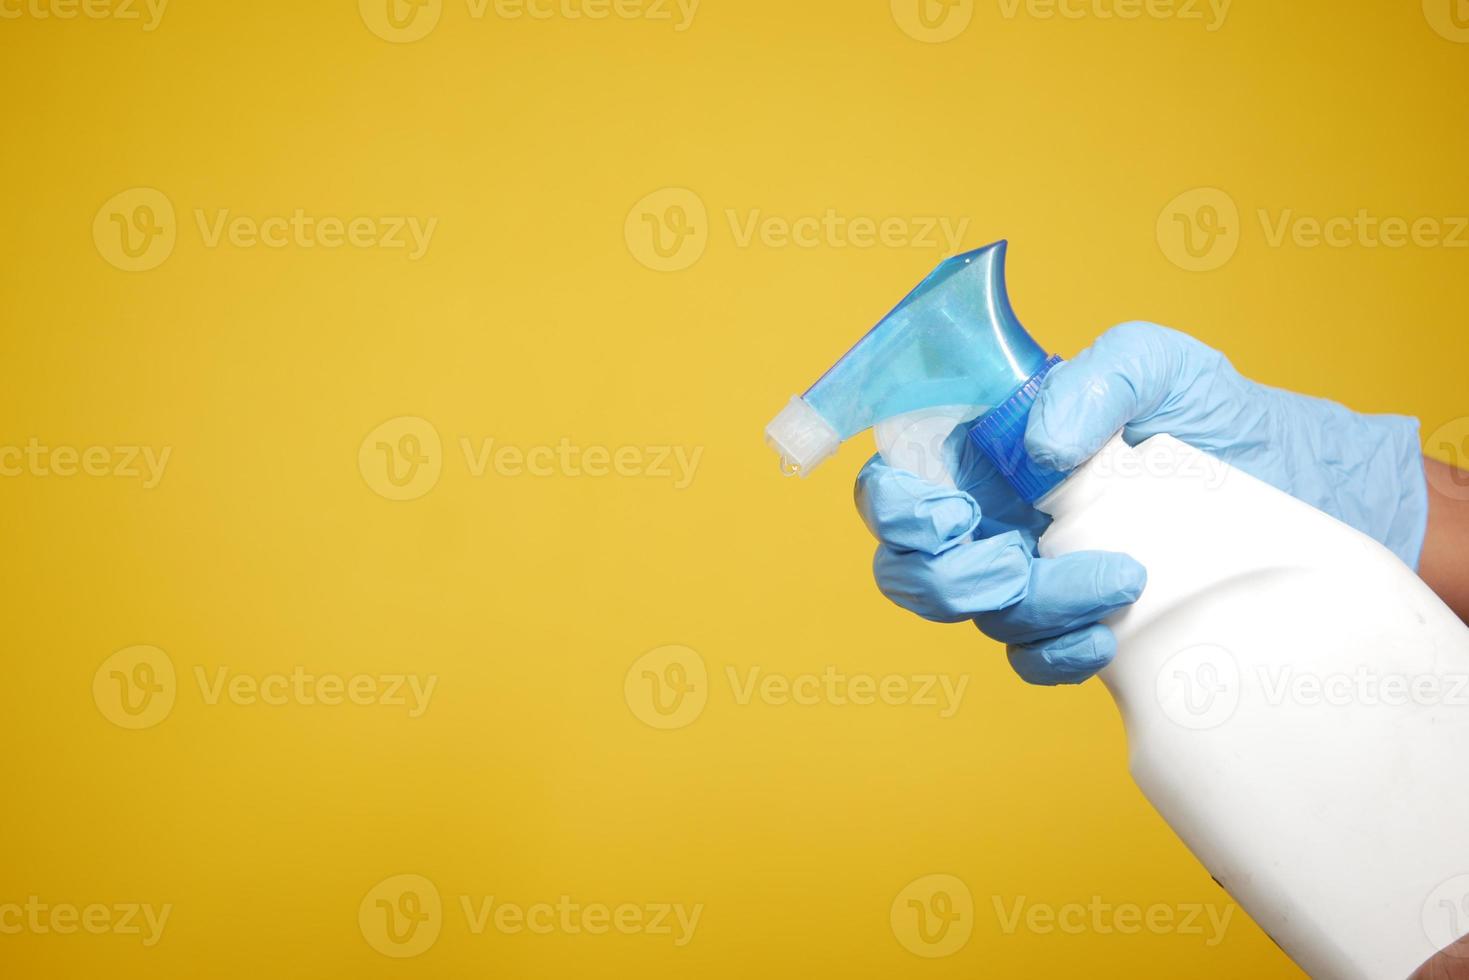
[2, 0, 1467, 976]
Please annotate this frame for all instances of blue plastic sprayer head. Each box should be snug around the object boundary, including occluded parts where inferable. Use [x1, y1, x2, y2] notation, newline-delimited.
[764, 240, 1066, 503]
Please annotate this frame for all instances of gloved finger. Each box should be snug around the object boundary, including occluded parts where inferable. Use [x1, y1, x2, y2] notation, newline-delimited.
[873, 531, 1032, 623]
[1007, 623, 1118, 686]
[857, 438, 1047, 557]
[856, 454, 981, 555]
[1024, 321, 1221, 472]
[974, 551, 1147, 646]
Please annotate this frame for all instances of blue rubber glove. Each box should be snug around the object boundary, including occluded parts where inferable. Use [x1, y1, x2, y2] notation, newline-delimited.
[856, 321, 1429, 686]
[856, 425, 1149, 686]
[1026, 322, 1429, 568]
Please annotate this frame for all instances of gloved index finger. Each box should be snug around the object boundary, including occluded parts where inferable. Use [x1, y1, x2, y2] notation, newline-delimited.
[854, 455, 981, 556]
[1023, 321, 1199, 473]
[974, 550, 1147, 647]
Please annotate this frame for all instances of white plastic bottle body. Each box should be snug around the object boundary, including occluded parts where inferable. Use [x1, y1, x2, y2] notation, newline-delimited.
[1035, 434, 1469, 979]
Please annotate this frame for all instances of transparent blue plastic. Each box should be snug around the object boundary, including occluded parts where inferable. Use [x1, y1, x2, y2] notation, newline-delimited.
[802, 241, 1049, 437]
[791, 240, 1063, 500]
[968, 355, 1066, 502]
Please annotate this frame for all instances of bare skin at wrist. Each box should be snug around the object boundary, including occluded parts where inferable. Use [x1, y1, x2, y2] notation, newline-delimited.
[1419, 458, 1469, 624]
[1411, 933, 1469, 980]
[1410, 459, 1469, 975]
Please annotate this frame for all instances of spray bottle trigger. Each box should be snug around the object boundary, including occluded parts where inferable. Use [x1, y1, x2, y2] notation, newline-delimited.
[873, 405, 986, 490]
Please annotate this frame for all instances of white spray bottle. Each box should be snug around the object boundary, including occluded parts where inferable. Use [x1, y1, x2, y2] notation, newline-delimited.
[765, 242, 1469, 979]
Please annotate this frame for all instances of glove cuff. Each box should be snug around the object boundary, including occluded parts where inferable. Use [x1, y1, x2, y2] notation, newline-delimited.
[1271, 386, 1428, 569]
[1382, 416, 1430, 570]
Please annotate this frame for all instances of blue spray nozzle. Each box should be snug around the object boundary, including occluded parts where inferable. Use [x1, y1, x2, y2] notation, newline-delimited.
[765, 240, 1063, 501]
[967, 354, 1067, 503]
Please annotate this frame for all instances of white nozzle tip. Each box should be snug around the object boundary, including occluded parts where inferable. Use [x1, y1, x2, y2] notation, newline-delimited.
[765, 396, 841, 478]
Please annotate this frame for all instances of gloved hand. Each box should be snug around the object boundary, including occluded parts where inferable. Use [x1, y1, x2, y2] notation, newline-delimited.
[1026, 321, 1428, 566]
[855, 321, 1429, 686]
[856, 414, 1149, 687]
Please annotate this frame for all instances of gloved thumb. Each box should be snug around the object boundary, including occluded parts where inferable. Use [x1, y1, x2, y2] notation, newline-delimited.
[1024, 321, 1191, 472]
